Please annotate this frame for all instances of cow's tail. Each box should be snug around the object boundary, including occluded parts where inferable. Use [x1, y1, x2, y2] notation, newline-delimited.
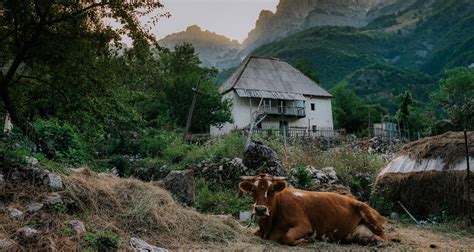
[355, 202, 401, 242]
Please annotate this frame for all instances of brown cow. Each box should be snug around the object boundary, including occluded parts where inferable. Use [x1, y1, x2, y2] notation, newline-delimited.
[239, 174, 399, 246]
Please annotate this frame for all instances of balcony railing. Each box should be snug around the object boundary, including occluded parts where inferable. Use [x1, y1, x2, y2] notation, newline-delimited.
[260, 104, 305, 117]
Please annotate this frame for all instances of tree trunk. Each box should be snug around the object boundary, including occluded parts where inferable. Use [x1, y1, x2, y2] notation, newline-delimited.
[0, 29, 56, 159]
[3, 112, 13, 133]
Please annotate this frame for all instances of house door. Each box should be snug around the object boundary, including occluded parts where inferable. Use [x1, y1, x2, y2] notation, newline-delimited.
[279, 121, 288, 135]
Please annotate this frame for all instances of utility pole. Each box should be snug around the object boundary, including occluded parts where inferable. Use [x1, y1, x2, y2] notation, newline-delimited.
[183, 77, 202, 142]
[464, 130, 473, 225]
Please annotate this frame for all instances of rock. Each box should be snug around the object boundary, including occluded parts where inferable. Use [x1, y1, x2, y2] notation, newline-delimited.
[26, 203, 44, 213]
[322, 167, 338, 182]
[8, 207, 24, 220]
[111, 167, 119, 177]
[71, 167, 85, 173]
[162, 170, 195, 206]
[15, 227, 39, 243]
[42, 193, 63, 205]
[130, 237, 169, 252]
[243, 142, 284, 176]
[0, 239, 18, 250]
[290, 165, 339, 189]
[25, 156, 39, 165]
[193, 157, 250, 189]
[42, 172, 64, 191]
[66, 220, 86, 237]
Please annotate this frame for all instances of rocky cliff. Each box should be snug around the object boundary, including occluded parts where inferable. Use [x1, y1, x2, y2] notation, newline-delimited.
[159, 25, 242, 70]
[242, 0, 400, 55]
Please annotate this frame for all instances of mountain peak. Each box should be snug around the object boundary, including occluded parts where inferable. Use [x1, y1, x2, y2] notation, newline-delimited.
[242, 0, 399, 54]
[186, 25, 202, 33]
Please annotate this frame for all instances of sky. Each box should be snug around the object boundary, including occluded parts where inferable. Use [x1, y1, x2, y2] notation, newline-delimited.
[152, 0, 279, 42]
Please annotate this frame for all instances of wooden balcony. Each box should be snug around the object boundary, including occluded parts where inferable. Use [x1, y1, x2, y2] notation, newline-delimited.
[260, 103, 305, 118]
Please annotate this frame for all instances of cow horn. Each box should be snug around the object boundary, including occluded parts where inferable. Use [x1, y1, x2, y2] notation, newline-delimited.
[240, 176, 254, 180]
[273, 176, 287, 181]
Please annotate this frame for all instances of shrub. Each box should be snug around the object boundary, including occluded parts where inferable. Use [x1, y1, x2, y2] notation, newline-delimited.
[292, 166, 313, 189]
[84, 227, 122, 250]
[139, 130, 169, 157]
[162, 138, 192, 164]
[34, 119, 91, 165]
[183, 132, 245, 163]
[194, 178, 252, 217]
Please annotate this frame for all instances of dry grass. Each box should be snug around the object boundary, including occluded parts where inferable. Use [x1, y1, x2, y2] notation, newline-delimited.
[375, 171, 474, 217]
[62, 169, 259, 249]
[399, 131, 473, 166]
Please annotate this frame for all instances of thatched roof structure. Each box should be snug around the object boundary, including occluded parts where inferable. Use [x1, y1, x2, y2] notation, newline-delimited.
[375, 132, 474, 217]
[378, 132, 473, 176]
[220, 56, 332, 100]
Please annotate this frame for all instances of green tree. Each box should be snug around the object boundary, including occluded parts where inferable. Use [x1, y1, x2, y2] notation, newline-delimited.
[157, 43, 232, 133]
[292, 58, 321, 84]
[432, 68, 474, 130]
[0, 0, 163, 158]
[396, 91, 413, 137]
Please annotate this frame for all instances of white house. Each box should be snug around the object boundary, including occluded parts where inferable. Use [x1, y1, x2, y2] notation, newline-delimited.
[211, 56, 334, 136]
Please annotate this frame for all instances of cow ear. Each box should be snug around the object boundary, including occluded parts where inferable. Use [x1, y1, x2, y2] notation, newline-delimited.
[239, 180, 253, 193]
[274, 180, 287, 192]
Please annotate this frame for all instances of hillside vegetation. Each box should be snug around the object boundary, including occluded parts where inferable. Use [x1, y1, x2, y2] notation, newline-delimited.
[251, 0, 474, 115]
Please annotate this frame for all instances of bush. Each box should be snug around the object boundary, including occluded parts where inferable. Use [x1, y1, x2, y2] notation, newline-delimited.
[194, 178, 252, 217]
[84, 227, 122, 250]
[292, 166, 313, 189]
[34, 119, 91, 166]
[183, 132, 244, 163]
[162, 138, 192, 164]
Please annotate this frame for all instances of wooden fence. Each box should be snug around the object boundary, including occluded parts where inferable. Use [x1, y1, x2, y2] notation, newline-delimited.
[253, 127, 346, 139]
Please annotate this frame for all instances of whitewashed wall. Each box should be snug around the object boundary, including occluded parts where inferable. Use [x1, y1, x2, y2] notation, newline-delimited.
[210, 93, 334, 136]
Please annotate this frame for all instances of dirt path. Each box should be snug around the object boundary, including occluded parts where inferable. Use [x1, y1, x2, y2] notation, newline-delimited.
[179, 221, 474, 251]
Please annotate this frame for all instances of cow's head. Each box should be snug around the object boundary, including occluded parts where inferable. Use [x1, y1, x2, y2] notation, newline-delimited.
[239, 174, 287, 218]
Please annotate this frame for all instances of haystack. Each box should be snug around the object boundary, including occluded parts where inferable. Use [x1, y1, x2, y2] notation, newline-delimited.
[374, 132, 474, 218]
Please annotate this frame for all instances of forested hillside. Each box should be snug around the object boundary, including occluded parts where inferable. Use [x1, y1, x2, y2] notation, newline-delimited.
[246, 0, 474, 132]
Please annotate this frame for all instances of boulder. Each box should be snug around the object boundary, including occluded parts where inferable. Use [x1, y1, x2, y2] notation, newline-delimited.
[193, 157, 250, 190]
[66, 220, 86, 237]
[7, 207, 24, 220]
[130, 237, 169, 252]
[25, 156, 39, 165]
[42, 172, 64, 191]
[26, 203, 44, 213]
[15, 227, 39, 244]
[243, 142, 284, 176]
[0, 239, 18, 251]
[322, 167, 339, 182]
[291, 165, 339, 189]
[161, 170, 195, 206]
[42, 193, 63, 205]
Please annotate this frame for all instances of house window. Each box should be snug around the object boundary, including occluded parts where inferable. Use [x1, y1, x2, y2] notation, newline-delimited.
[312, 125, 317, 132]
[311, 103, 315, 111]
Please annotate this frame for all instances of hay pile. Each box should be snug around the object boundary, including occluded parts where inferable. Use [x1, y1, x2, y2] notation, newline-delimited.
[399, 131, 473, 166]
[63, 170, 258, 249]
[375, 132, 474, 218]
[0, 167, 258, 251]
